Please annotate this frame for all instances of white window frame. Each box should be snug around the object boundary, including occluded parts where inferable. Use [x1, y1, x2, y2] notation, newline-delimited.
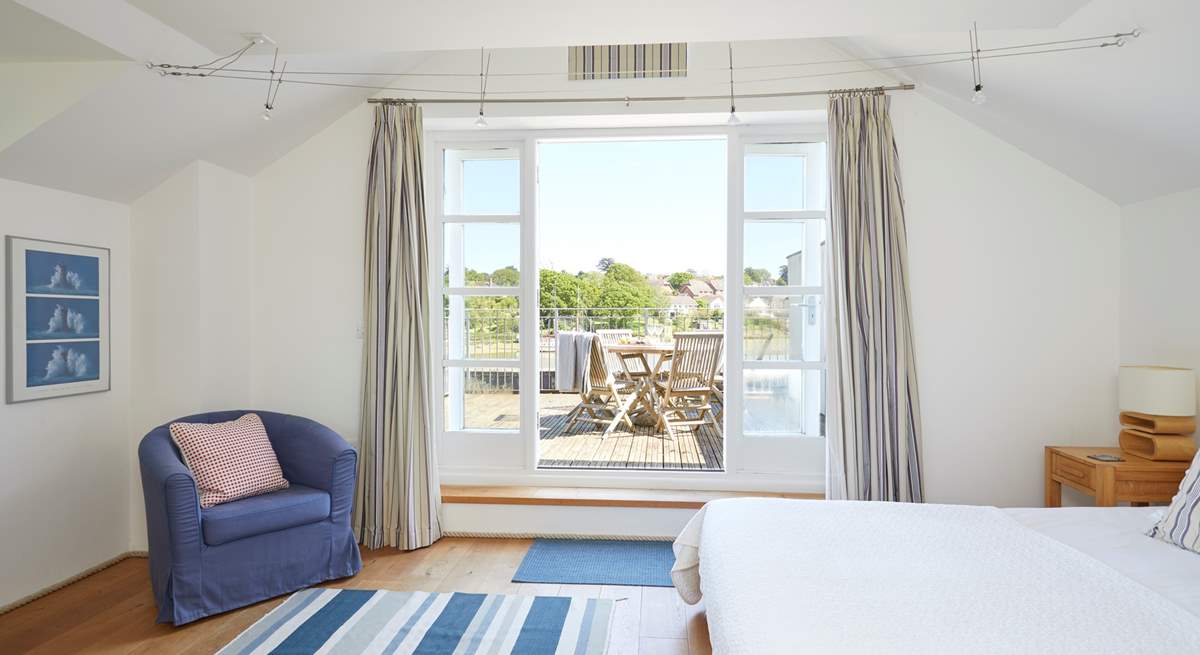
[730, 133, 828, 477]
[431, 139, 535, 473]
[428, 125, 827, 493]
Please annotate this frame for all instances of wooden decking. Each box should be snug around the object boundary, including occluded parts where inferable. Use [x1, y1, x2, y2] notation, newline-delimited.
[463, 392, 724, 471]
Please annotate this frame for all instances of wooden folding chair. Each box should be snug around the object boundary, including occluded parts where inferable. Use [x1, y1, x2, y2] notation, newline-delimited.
[654, 331, 724, 440]
[596, 328, 652, 382]
[565, 335, 637, 437]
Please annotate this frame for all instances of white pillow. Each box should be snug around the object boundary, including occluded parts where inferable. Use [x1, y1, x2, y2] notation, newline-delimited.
[1147, 449, 1200, 553]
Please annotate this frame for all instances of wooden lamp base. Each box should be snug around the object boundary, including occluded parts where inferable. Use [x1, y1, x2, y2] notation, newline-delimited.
[1119, 429, 1197, 462]
[1119, 411, 1196, 435]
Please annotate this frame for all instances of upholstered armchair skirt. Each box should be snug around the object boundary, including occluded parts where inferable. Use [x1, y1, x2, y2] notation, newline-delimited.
[138, 410, 362, 625]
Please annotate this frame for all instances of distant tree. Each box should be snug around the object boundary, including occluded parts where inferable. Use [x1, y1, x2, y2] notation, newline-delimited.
[491, 266, 519, 287]
[576, 271, 604, 308]
[667, 271, 694, 292]
[597, 257, 615, 272]
[539, 269, 581, 309]
[596, 263, 663, 311]
[777, 264, 789, 285]
[603, 263, 643, 286]
[464, 268, 492, 286]
[744, 266, 773, 285]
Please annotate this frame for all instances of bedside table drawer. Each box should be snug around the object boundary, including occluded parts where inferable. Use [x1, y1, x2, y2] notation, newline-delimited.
[1052, 454, 1094, 491]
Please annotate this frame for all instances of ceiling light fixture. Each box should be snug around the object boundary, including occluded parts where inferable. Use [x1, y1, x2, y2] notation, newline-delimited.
[260, 48, 286, 122]
[726, 43, 740, 126]
[969, 22, 987, 105]
[475, 47, 492, 128]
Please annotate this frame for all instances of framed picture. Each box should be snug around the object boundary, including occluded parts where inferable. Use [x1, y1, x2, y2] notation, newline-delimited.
[6, 236, 110, 403]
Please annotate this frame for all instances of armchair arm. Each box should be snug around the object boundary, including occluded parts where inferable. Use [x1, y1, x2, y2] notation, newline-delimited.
[138, 430, 203, 616]
[262, 413, 358, 527]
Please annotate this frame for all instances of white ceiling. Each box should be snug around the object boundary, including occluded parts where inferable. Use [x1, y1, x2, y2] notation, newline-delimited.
[127, 0, 1088, 54]
[845, 0, 1200, 204]
[0, 0, 125, 62]
[0, 0, 1193, 205]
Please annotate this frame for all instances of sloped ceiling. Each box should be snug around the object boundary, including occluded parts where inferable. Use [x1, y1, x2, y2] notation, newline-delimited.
[0, 0, 1192, 205]
[843, 0, 1200, 204]
[0, 0, 125, 61]
[128, 0, 1088, 54]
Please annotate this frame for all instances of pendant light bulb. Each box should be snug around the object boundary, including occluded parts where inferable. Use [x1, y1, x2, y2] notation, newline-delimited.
[727, 110, 741, 126]
[971, 84, 987, 105]
[474, 112, 488, 128]
[261, 106, 272, 121]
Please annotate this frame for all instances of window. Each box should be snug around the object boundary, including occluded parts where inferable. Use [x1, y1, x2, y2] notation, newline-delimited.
[430, 126, 827, 487]
[439, 146, 523, 433]
[737, 140, 826, 438]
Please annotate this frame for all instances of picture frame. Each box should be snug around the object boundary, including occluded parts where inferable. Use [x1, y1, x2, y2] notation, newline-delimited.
[6, 236, 110, 403]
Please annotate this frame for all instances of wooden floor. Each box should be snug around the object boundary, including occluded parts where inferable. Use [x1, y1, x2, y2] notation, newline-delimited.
[0, 538, 710, 655]
[465, 392, 724, 471]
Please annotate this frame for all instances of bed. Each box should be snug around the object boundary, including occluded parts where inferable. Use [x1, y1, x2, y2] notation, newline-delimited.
[671, 499, 1200, 654]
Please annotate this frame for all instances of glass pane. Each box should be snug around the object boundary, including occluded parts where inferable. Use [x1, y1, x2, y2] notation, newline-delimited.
[443, 148, 520, 215]
[744, 295, 821, 362]
[744, 143, 806, 212]
[743, 220, 824, 286]
[443, 223, 519, 287]
[444, 296, 519, 360]
[743, 369, 824, 436]
[444, 367, 520, 431]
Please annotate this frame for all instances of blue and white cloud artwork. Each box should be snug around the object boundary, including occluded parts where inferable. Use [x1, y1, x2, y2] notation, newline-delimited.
[25, 341, 101, 387]
[25, 249, 100, 296]
[25, 297, 101, 340]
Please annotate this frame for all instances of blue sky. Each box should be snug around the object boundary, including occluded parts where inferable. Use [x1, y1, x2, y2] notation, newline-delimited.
[455, 138, 808, 278]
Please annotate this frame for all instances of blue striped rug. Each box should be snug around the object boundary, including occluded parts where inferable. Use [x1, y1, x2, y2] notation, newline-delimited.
[217, 588, 613, 655]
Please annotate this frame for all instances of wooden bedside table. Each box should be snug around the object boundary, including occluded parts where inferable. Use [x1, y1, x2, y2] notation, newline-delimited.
[1045, 446, 1190, 507]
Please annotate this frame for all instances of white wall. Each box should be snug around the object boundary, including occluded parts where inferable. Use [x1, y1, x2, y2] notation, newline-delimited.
[252, 105, 371, 444]
[0, 178, 131, 607]
[129, 161, 253, 548]
[893, 92, 1121, 507]
[1120, 187, 1200, 389]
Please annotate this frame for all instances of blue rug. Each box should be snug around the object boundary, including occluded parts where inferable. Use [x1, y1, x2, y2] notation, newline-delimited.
[513, 539, 676, 587]
[217, 588, 613, 654]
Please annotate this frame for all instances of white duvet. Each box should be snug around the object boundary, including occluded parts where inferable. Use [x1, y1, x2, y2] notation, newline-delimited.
[671, 498, 1200, 654]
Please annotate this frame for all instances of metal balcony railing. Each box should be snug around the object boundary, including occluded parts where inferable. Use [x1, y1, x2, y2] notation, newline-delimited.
[444, 303, 819, 393]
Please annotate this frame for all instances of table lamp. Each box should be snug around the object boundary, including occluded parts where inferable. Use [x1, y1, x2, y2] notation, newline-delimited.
[1118, 365, 1197, 461]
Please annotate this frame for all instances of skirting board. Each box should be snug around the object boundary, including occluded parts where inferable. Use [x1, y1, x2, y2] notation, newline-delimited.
[0, 550, 148, 616]
[442, 502, 699, 539]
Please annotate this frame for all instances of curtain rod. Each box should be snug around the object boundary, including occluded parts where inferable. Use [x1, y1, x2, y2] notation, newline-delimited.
[367, 83, 915, 105]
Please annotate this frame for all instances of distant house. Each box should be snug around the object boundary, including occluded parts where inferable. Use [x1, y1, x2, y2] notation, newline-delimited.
[669, 295, 698, 314]
[679, 281, 711, 298]
[707, 278, 725, 293]
[695, 292, 725, 310]
[747, 296, 771, 316]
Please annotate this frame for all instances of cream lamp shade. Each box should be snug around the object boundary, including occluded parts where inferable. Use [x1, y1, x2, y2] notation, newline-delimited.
[1118, 366, 1197, 416]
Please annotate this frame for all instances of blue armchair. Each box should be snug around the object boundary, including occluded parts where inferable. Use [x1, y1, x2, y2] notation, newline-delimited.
[138, 410, 362, 625]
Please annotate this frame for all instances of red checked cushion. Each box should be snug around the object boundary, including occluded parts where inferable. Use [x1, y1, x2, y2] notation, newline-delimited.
[168, 413, 289, 508]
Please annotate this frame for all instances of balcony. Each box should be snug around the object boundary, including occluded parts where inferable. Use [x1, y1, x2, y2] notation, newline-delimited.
[446, 303, 822, 471]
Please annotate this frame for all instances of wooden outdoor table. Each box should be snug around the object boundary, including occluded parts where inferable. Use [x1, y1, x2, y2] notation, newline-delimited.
[606, 341, 673, 428]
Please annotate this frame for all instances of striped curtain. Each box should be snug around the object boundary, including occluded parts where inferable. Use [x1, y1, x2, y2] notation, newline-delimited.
[354, 104, 442, 550]
[568, 43, 687, 80]
[824, 91, 925, 502]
